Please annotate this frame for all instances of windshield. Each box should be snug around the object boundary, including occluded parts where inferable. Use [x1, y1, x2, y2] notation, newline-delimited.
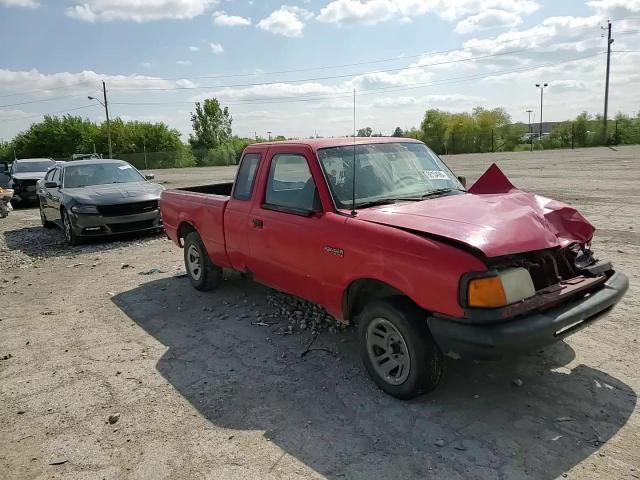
[317, 142, 464, 209]
[15, 160, 55, 173]
[63, 163, 145, 188]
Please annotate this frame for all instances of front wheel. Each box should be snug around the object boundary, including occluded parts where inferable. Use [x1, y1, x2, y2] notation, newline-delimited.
[358, 298, 444, 399]
[183, 231, 222, 291]
[62, 209, 81, 246]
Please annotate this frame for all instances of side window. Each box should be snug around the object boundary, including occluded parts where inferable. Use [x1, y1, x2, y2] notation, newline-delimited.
[233, 153, 260, 200]
[264, 154, 320, 212]
[51, 168, 60, 185]
[44, 169, 54, 181]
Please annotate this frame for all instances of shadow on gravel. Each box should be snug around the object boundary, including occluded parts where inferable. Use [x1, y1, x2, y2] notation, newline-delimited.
[114, 275, 636, 480]
[3, 225, 162, 259]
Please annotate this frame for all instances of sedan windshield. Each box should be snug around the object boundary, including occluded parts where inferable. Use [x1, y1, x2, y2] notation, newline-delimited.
[63, 163, 145, 188]
[317, 142, 464, 209]
[15, 160, 55, 173]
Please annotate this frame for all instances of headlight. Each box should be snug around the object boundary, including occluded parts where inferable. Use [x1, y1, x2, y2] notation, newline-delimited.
[71, 204, 99, 214]
[467, 267, 535, 308]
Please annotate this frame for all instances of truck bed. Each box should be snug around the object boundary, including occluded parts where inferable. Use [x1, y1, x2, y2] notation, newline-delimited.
[177, 182, 233, 196]
[159, 185, 231, 267]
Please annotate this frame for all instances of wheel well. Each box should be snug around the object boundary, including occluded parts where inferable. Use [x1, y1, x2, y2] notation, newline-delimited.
[343, 279, 408, 324]
[177, 222, 196, 247]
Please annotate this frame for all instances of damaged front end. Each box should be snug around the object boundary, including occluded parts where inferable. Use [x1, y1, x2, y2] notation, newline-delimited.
[427, 164, 629, 359]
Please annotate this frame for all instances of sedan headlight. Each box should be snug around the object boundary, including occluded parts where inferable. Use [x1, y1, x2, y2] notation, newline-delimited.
[71, 204, 99, 214]
[467, 268, 536, 308]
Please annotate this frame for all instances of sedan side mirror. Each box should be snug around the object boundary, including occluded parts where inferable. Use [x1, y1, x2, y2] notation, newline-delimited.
[145, 173, 155, 180]
[44, 181, 59, 188]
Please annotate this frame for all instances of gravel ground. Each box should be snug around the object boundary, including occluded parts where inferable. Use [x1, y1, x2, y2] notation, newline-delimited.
[1, 145, 639, 480]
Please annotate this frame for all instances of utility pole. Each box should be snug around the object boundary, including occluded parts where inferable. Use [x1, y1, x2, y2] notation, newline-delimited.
[143, 139, 148, 170]
[89, 82, 113, 159]
[526, 109, 533, 152]
[535, 83, 548, 143]
[603, 20, 614, 145]
[102, 81, 112, 159]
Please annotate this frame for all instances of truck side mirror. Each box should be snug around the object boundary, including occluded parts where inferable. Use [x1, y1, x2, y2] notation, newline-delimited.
[145, 173, 155, 180]
[457, 175, 466, 188]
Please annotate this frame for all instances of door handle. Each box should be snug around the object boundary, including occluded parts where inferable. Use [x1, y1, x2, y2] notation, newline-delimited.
[253, 218, 263, 228]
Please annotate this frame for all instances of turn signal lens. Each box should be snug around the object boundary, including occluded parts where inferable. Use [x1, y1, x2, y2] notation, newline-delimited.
[468, 276, 507, 308]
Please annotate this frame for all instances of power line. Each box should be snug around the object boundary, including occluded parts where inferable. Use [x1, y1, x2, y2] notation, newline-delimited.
[0, 104, 96, 124]
[0, 30, 580, 99]
[0, 94, 85, 109]
[105, 48, 565, 93]
[110, 52, 605, 107]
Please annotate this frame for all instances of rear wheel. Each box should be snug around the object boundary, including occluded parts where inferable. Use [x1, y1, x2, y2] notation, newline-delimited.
[358, 298, 444, 399]
[39, 201, 55, 229]
[183, 231, 222, 291]
[62, 209, 81, 246]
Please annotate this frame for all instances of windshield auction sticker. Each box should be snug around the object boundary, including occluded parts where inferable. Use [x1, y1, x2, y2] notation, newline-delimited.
[423, 170, 449, 180]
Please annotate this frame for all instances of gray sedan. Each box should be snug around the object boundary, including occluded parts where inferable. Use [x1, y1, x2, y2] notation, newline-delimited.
[37, 159, 164, 245]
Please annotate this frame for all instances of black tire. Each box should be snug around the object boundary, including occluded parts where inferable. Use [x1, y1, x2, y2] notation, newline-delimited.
[357, 298, 444, 399]
[62, 209, 82, 246]
[39, 201, 55, 229]
[183, 231, 222, 291]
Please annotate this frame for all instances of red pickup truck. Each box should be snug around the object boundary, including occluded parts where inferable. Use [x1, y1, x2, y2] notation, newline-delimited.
[160, 138, 628, 399]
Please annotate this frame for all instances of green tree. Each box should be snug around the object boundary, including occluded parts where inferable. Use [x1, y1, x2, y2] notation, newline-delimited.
[574, 111, 589, 147]
[420, 110, 450, 154]
[392, 127, 404, 137]
[357, 127, 373, 137]
[189, 98, 232, 150]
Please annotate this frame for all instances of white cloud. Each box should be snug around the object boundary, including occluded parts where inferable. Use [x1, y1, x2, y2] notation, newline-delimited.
[176, 79, 196, 88]
[455, 9, 522, 34]
[176, 60, 192, 65]
[0, 69, 176, 95]
[140, 62, 152, 69]
[209, 42, 224, 54]
[372, 93, 485, 108]
[257, 5, 313, 37]
[188, 45, 200, 51]
[317, 0, 539, 27]
[191, 82, 343, 102]
[0, 0, 39, 8]
[212, 10, 251, 26]
[66, 0, 218, 23]
[587, 0, 640, 18]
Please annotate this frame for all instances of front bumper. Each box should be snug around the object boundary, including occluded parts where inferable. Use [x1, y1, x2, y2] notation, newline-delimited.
[70, 209, 163, 237]
[428, 271, 629, 360]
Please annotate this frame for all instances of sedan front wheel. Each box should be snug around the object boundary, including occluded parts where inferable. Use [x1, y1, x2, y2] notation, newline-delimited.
[62, 210, 81, 246]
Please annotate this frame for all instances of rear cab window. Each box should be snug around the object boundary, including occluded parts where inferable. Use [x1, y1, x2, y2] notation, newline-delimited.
[233, 153, 260, 200]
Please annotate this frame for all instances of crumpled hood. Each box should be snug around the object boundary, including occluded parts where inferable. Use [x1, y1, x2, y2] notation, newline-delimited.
[356, 164, 594, 258]
[63, 182, 164, 205]
[11, 172, 47, 181]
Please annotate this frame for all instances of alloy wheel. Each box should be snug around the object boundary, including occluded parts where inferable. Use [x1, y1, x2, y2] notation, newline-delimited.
[365, 317, 411, 386]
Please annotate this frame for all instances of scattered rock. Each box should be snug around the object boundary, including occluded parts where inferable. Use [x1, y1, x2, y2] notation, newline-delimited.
[434, 439, 445, 447]
[513, 378, 524, 387]
[40, 311, 55, 316]
[555, 416, 573, 422]
[1, 353, 12, 361]
[454, 444, 467, 451]
[121, 263, 132, 269]
[48, 458, 68, 466]
[67, 263, 85, 268]
[139, 268, 165, 275]
[108, 413, 121, 424]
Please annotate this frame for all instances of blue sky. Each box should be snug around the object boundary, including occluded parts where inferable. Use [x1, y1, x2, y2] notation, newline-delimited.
[1, 0, 639, 141]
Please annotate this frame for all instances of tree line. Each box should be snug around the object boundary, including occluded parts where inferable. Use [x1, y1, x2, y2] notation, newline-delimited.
[2, 99, 639, 168]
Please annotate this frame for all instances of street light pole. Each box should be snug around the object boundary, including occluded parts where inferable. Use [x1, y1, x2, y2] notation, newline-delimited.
[526, 109, 533, 152]
[535, 83, 548, 143]
[88, 81, 113, 158]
